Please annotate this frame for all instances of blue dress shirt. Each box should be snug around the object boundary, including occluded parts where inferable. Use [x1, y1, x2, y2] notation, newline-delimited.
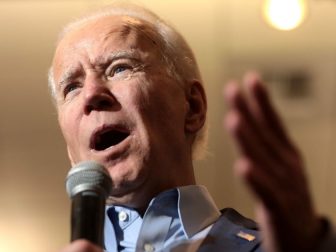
[104, 185, 221, 252]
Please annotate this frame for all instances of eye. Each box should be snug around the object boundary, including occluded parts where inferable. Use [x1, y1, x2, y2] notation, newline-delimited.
[115, 65, 128, 74]
[107, 64, 133, 78]
[63, 82, 80, 98]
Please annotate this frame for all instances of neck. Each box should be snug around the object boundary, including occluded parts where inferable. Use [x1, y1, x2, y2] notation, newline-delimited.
[107, 174, 196, 215]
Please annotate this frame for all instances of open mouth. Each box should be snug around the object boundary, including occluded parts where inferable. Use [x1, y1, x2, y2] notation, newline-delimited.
[90, 127, 130, 151]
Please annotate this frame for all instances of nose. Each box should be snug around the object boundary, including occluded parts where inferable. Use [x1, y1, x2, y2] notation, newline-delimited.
[83, 77, 117, 114]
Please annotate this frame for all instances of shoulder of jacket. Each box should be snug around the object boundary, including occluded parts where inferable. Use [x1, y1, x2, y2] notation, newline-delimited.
[220, 207, 259, 230]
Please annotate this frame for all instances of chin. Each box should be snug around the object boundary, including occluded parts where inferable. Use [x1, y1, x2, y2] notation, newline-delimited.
[107, 168, 146, 196]
[106, 173, 159, 211]
[106, 184, 151, 211]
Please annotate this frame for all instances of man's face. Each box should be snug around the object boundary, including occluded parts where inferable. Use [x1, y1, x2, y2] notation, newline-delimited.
[52, 16, 195, 206]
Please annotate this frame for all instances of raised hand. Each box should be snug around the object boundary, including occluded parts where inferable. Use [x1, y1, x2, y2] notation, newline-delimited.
[224, 72, 324, 252]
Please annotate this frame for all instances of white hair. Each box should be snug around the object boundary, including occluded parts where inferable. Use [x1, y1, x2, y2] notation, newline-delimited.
[48, 1, 208, 160]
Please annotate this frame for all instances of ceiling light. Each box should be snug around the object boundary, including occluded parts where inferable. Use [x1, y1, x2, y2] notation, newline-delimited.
[263, 0, 307, 31]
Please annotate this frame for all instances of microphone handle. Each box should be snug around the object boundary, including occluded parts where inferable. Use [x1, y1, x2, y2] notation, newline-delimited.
[71, 191, 105, 247]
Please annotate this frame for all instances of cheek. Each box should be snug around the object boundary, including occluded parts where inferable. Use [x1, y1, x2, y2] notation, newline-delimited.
[58, 107, 80, 146]
[138, 90, 187, 149]
[145, 85, 186, 124]
[117, 78, 151, 115]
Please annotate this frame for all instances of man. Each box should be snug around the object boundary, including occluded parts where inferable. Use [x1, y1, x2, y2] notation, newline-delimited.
[49, 3, 331, 252]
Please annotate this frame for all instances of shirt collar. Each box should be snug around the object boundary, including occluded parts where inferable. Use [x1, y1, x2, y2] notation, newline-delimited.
[177, 185, 221, 238]
[104, 184, 221, 246]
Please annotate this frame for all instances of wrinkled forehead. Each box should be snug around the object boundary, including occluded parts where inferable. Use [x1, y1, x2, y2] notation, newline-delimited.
[52, 15, 164, 79]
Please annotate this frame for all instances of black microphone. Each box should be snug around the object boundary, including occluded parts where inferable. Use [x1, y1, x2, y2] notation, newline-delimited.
[66, 161, 112, 247]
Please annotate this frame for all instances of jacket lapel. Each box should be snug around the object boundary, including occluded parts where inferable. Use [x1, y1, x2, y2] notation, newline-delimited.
[197, 210, 262, 252]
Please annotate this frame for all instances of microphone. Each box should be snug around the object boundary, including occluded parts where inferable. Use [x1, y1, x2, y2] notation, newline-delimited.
[66, 161, 112, 247]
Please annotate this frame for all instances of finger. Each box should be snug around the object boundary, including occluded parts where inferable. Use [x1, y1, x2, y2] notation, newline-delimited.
[61, 240, 102, 252]
[225, 109, 294, 180]
[234, 157, 284, 213]
[230, 74, 301, 171]
[224, 81, 261, 136]
[244, 72, 294, 149]
[244, 73, 305, 173]
[235, 155, 314, 223]
[234, 157, 307, 223]
[224, 82, 271, 159]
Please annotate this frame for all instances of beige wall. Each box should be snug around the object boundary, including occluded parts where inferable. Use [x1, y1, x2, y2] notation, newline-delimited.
[1, 0, 336, 251]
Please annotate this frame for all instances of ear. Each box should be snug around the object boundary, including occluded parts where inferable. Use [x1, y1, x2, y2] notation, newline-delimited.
[66, 145, 76, 166]
[184, 80, 207, 134]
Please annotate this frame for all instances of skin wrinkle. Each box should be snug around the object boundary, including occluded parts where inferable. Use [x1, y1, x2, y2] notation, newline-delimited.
[108, 18, 180, 89]
[55, 26, 158, 103]
[52, 15, 203, 210]
[58, 50, 145, 92]
[51, 12, 196, 97]
[120, 20, 170, 84]
[49, 7, 207, 160]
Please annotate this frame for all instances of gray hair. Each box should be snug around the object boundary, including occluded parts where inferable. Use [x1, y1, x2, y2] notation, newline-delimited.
[48, 2, 208, 160]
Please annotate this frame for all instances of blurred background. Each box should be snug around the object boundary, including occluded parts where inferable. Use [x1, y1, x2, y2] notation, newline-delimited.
[1, 0, 336, 251]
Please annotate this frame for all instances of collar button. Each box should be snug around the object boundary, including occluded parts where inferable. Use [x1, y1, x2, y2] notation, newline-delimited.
[118, 211, 128, 222]
[144, 243, 155, 252]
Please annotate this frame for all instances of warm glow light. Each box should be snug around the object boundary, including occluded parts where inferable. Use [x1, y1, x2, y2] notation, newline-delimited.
[0, 217, 54, 252]
[263, 0, 307, 31]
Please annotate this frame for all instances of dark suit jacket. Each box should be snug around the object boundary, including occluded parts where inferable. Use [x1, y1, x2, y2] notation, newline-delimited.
[198, 208, 263, 252]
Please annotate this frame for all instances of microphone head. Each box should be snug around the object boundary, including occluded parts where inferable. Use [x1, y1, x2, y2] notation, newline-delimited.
[66, 161, 112, 199]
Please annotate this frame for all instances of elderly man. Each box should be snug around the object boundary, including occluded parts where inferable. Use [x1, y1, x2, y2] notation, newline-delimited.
[49, 3, 331, 252]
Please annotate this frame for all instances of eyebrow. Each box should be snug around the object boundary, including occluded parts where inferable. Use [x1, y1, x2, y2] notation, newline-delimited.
[58, 50, 142, 88]
[96, 49, 142, 68]
[58, 67, 81, 88]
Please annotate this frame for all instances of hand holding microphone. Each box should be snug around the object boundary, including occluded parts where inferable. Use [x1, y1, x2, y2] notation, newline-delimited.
[65, 161, 112, 248]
